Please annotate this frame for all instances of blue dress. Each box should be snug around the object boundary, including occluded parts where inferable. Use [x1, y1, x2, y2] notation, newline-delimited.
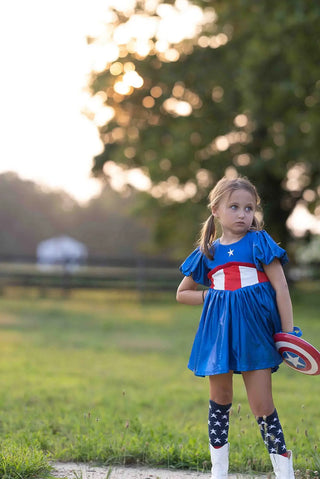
[179, 230, 288, 377]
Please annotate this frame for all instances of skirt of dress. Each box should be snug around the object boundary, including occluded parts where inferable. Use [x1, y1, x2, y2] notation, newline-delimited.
[188, 282, 283, 376]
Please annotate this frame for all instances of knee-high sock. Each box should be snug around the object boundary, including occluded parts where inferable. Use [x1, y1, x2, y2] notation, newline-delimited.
[208, 400, 232, 448]
[256, 409, 287, 455]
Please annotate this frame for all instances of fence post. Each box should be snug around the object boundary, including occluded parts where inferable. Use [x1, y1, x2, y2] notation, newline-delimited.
[136, 257, 146, 298]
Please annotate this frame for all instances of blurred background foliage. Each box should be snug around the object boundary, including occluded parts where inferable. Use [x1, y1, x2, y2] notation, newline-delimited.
[0, 172, 151, 259]
[89, 0, 320, 258]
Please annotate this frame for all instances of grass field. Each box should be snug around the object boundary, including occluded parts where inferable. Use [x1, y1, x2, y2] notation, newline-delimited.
[0, 284, 319, 478]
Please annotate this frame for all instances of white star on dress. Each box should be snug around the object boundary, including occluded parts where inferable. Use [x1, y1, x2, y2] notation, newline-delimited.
[228, 249, 234, 256]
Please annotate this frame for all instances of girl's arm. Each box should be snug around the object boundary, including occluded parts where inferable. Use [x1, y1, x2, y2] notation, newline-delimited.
[176, 275, 206, 305]
[263, 258, 294, 333]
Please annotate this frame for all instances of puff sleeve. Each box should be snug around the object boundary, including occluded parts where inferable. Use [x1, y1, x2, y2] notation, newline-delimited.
[179, 247, 211, 286]
[253, 230, 288, 272]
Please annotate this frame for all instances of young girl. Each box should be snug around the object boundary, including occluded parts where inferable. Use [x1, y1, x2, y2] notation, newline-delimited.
[176, 177, 298, 479]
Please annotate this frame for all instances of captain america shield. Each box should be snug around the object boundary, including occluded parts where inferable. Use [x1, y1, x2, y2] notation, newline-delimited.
[274, 333, 320, 375]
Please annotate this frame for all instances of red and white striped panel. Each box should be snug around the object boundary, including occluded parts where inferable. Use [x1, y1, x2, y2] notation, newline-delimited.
[207, 262, 269, 291]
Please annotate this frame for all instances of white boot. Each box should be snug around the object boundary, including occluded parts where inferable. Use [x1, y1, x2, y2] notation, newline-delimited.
[209, 442, 229, 479]
[270, 450, 295, 479]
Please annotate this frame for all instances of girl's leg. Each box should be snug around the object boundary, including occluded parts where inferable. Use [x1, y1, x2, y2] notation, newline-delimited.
[208, 373, 233, 479]
[208, 372, 233, 447]
[209, 371, 233, 405]
[242, 369, 294, 478]
[241, 368, 274, 417]
[242, 369, 286, 452]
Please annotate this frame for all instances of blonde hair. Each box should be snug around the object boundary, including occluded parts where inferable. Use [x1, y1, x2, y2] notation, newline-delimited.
[198, 177, 263, 259]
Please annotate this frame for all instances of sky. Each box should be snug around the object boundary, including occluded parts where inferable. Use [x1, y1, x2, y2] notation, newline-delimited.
[0, 0, 110, 202]
[0, 0, 206, 203]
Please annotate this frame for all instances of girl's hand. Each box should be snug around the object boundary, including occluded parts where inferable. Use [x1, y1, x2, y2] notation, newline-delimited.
[286, 326, 302, 337]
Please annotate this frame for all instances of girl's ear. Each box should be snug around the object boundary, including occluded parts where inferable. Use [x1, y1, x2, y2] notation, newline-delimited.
[211, 206, 218, 218]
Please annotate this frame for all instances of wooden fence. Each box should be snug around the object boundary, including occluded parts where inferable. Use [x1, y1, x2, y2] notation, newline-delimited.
[0, 257, 182, 294]
[0, 257, 318, 296]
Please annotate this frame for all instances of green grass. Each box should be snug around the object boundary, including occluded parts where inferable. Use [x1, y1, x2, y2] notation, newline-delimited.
[0, 284, 319, 478]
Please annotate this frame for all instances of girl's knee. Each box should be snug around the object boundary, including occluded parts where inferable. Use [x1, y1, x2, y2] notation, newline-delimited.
[250, 400, 275, 417]
[211, 391, 233, 405]
[209, 373, 233, 404]
[210, 386, 233, 404]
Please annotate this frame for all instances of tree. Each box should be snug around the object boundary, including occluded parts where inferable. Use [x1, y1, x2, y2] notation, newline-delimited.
[72, 186, 153, 258]
[0, 172, 79, 256]
[0, 173, 152, 259]
[88, 1, 320, 257]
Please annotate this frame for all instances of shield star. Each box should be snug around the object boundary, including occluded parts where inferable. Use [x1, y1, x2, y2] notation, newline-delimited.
[283, 351, 306, 369]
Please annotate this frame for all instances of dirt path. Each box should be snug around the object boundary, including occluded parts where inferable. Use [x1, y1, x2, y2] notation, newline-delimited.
[50, 462, 269, 479]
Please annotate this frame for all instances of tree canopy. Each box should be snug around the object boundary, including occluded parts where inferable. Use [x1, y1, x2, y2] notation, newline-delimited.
[89, 1, 320, 257]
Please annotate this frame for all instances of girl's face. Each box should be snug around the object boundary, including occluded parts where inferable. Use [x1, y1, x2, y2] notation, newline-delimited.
[212, 188, 256, 242]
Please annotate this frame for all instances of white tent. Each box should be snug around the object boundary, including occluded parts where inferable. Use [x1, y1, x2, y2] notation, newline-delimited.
[37, 235, 88, 270]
